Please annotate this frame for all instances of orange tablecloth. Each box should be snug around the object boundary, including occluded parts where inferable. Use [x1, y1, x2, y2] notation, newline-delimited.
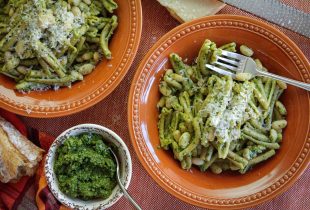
[15, 0, 310, 209]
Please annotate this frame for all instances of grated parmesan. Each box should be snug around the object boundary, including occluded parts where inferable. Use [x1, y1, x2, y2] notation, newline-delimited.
[214, 82, 254, 142]
[14, 0, 85, 58]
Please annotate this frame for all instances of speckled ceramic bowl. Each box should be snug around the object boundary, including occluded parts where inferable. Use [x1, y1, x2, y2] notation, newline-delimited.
[45, 124, 132, 209]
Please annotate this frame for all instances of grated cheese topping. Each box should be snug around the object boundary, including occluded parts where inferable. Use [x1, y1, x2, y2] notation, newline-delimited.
[14, 0, 85, 58]
[215, 82, 254, 142]
[199, 76, 233, 127]
[199, 76, 254, 143]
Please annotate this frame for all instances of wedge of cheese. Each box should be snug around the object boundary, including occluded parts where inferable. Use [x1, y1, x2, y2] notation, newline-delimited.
[157, 0, 226, 23]
[0, 117, 44, 183]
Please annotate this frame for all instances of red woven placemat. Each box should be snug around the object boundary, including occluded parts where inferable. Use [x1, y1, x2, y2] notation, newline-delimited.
[17, 0, 310, 209]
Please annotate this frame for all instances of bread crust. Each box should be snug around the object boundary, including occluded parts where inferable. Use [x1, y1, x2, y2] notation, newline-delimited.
[0, 117, 44, 183]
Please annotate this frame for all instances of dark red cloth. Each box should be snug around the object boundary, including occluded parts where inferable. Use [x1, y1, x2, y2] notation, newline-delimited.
[0, 108, 60, 210]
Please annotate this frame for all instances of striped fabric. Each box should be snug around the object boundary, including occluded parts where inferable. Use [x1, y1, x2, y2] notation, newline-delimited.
[0, 109, 64, 210]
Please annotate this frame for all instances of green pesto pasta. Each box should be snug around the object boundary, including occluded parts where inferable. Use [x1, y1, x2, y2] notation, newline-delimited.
[0, 0, 118, 92]
[157, 39, 287, 174]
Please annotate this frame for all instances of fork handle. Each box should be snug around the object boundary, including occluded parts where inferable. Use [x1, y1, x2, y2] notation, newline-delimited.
[258, 70, 310, 91]
[118, 181, 142, 210]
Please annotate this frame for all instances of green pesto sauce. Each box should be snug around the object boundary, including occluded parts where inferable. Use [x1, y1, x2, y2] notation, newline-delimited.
[54, 133, 116, 200]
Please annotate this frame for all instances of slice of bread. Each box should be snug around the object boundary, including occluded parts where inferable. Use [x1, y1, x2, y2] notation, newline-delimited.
[0, 128, 30, 183]
[0, 117, 44, 183]
[157, 0, 226, 23]
[0, 117, 44, 167]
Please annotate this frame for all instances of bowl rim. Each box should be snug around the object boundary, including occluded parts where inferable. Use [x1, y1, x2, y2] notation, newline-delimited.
[0, 0, 143, 118]
[45, 123, 132, 209]
[128, 14, 310, 209]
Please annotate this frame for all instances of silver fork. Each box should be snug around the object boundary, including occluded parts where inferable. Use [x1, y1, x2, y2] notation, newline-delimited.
[206, 50, 310, 91]
[109, 148, 142, 210]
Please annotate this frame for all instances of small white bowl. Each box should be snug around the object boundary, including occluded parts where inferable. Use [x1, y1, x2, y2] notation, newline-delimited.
[45, 124, 132, 210]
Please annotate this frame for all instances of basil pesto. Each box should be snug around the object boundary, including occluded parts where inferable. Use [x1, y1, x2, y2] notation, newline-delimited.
[54, 133, 116, 200]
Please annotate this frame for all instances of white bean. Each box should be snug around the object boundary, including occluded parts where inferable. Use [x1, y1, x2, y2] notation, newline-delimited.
[93, 52, 100, 62]
[254, 59, 263, 70]
[77, 63, 95, 75]
[4, 51, 13, 61]
[82, 52, 93, 60]
[192, 158, 204, 166]
[236, 72, 253, 81]
[179, 132, 190, 149]
[173, 130, 181, 142]
[240, 45, 254, 57]
[272, 120, 287, 130]
[276, 80, 287, 89]
[210, 164, 222, 174]
[15, 41, 25, 56]
[71, 6, 81, 16]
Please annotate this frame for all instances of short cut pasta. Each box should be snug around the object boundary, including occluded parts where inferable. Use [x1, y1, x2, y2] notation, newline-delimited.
[0, 0, 118, 91]
[157, 39, 287, 174]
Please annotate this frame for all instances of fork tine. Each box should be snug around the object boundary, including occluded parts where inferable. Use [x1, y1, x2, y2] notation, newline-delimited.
[221, 50, 245, 60]
[217, 56, 239, 66]
[206, 64, 236, 78]
[214, 61, 240, 72]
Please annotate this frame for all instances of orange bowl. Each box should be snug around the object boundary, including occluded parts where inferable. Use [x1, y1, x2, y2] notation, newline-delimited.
[128, 15, 310, 209]
[0, 0, 142, 118]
